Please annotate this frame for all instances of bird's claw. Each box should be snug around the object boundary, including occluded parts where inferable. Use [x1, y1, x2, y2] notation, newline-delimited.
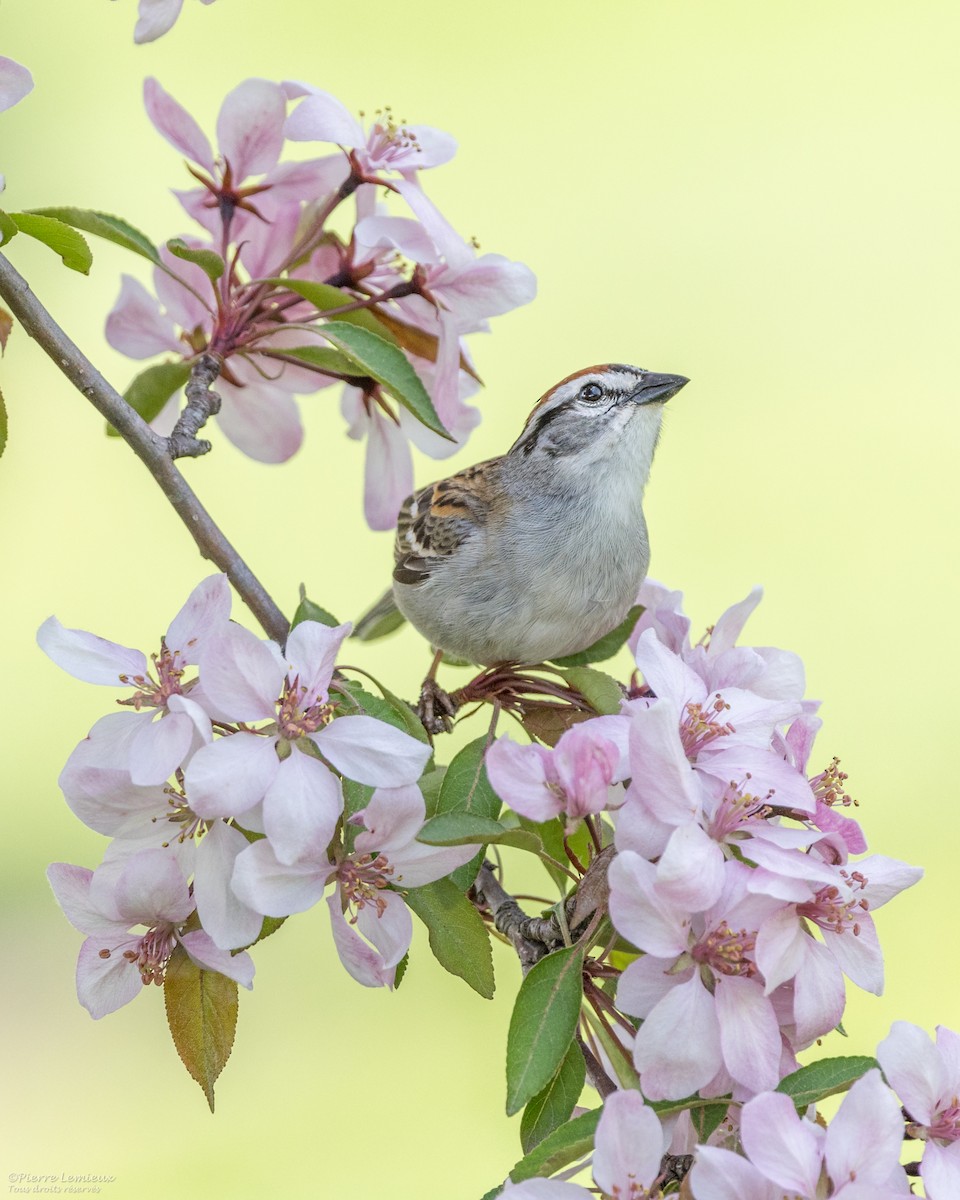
[418, 677, 459, 736]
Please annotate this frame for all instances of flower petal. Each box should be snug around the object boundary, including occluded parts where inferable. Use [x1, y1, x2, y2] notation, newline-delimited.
[105, 274, 181, 358]
[284, 619, 351, 707]
[312, 716, 430, 787]
[327, 894, 396, 987]
[592, 1090, 666, 1196]
[128, 711, 194, 785]
[284, 90, 364, 147]
[37, 616, 148, 685]
[193, 821, 264, 950]
[164, 574, 232, 664]
[740, 1091, 822, 1195]
[142, 76, 214, 168]
[362, 406, 414, 531]
[215, 376, 304, 463]
[0, 57, 33, 112]
[180, 930, 255, 988]
[485, 737, 558, 823]
[217, 78, 285, 180]
[689, 1145, 780, 1200]
[199, 622, 280, 722]
[263, 750, 343, 866]
[824, 1068, 904, 1187]
[184, 732, 279, 818]
[231, 838, 331, 916]
[76, 936, 144, 1017]
[632, 972, 722, 1100]
[715, 974, 781, 1093]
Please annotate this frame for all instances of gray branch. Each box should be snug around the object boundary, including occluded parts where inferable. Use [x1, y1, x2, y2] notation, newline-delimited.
[0, 252, 289, 646]
[167, 353, 222, 459]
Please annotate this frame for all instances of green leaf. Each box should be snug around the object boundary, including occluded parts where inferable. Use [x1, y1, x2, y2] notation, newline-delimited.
[394, 950, 410, 989]
[517, 814, 590, 895]
[404, 876, 495, 999]
[435, 736, 503, 890]
[418, 811, 542, 854]
[559, 666, 623, 715]
[419, 766, 447, 817]
[166, 237, 224, 282]
[8, 212, 92, 274]
[506, 943, 584, 1116]
[291, 589, 341, 629]
[341, 777, 375, 854]
[549, 605, 645, 668]
[374, 307, 482, 382]
[520, 1041, 585, 1153]
[353, 591, 407, 642]
[163, 944, 238, 1111]
[29, 206, 160, 262]
[0, 209, 18, 246]
[0, 385, 7, 459]
[776, 1055, 879, 1111]
[335, 678, 429, 745]
[284, 344, 362, 377]
[509, 1106, 600, 1183]
[108, 359, 191, 435]
[267, 279, 401, 340]
[321, 321, 452, 440]
[690, 1101, 729, 1142]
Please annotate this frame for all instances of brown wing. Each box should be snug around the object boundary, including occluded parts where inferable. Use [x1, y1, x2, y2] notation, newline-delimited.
[393, 458, 503, 586]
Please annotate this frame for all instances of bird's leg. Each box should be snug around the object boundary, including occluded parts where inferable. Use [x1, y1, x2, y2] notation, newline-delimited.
[417, 649, 459, 736]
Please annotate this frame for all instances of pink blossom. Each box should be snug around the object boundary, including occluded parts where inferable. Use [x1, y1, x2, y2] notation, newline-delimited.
[486, 720, 627, 834]
[689, 1070, 910, 1199]
[630, 582, 806, 704]
[123, 0, 218, 44]
[57, 741, 263, 951]
[232, 784, 473, 987]
[183, 620, 430, 865]
[357, 194, 536, 424]
[285, 92, 457, 180]
[37, 575, 230, 786]
[501, 1090, 668, 1199]
[144, 77, 345, 238]
[47, 849, 253, 1018]
[105, 242, 328, 463]
[749, 847, 922, 1038]
[611, 856, 788, 1099]
[877, 1021, 960, 1197]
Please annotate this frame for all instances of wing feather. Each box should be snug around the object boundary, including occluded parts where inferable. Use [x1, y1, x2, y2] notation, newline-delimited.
[393, 458, 502, 586]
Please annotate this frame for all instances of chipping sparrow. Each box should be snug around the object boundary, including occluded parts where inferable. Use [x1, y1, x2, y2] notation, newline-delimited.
[362, 363, 687, 668]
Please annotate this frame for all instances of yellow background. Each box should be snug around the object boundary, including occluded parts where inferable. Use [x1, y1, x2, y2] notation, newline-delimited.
[2, 2, 957, 1196]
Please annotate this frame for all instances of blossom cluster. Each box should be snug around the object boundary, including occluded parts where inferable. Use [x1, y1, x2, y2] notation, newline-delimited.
[39, 575, 469, 1015]
[486, 581, 922, 1102]
[501, 1036, 960, 1195]
[502, 1017, 960, 1197]
[107, 77, 535, 526]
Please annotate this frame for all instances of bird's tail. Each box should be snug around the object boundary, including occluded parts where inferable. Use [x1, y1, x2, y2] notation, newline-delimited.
[352, 588, 408, 641]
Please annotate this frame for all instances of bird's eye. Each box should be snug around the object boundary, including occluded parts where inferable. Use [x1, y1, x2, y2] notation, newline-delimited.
[578, 382, 604, 403]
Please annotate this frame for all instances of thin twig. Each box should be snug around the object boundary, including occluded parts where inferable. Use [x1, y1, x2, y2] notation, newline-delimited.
[0, 251, 289, 646]
[167, 354, 222, 459]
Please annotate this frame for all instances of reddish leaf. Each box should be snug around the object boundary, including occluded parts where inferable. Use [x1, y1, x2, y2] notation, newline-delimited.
[163, 945, 238, 1111]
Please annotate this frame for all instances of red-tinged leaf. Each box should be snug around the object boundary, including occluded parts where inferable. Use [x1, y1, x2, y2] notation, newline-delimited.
[0, 384, 7, 459]
[0, 305, 11, 355]
[520, 706, 593, 747]
[163, 945, 238, 1111]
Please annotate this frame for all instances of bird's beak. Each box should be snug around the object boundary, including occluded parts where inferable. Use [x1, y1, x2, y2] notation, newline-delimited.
[627, 373, 689, 405]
